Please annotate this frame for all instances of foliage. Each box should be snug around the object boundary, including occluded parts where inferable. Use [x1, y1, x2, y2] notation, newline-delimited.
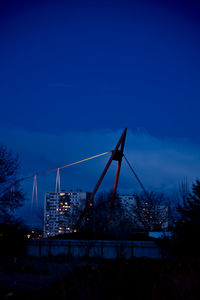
[174, 179, 200, 256]
[134, 191, 169, 232]
[0, 144, 25, 223]
[0, 145, 27, 257]
[78, 190, 169, 238]
[92, 191, 128, 238]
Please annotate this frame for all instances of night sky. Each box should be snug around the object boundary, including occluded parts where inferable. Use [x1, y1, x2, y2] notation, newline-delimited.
[0, 0, 200, 225]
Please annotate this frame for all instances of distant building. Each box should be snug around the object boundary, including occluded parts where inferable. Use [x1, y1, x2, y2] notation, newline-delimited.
[118, 194, 168, 231]
[118, 194, 136, 219]
[149, 205, 169, 231]
[134, 203, 169, 231]
[44, 191, 90, 237]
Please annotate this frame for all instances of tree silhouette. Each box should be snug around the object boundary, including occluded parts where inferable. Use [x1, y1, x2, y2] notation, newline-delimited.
[134, 191, 168, 232]
[0, 145, 25, 223]
[174, 179, 200, 255]
[94, 191, 138, 239]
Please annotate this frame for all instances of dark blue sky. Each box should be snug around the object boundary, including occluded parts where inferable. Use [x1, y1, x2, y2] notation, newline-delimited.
[1, 0, 200, 225]
[1, 0, 200, 139]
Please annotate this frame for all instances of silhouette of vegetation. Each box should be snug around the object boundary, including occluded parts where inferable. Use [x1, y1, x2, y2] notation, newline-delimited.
[174, 179, 200, 256]
[71, 191, 123, 239]
[134, 191, 169, 233]
[0, 144, 26, 257]
[68, 190, 169, 240]
[79, 191, 138, 239]
[94, 191, 129, 238]
[0, 144, 25, 223]
[1, 257, 198, 300]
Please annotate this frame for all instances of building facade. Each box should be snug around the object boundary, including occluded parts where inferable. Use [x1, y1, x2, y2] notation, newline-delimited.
[44, 191, 89, 237]
[118, 194, 168, 231]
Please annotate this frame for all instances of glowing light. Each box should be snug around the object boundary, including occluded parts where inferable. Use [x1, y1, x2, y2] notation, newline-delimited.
[60, 193, 65, 196]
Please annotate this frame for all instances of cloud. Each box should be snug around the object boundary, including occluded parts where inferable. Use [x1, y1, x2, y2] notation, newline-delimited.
[49, 83, 80, 88]
[0, 127, 200, 224]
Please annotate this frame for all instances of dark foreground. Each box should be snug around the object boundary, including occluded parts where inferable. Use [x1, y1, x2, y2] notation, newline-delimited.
[0, 257, 200, 300]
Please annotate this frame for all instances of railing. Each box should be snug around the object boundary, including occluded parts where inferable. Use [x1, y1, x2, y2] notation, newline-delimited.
[27, 239, 165, 259]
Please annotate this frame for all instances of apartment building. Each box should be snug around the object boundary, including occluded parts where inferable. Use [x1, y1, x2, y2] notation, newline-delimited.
[44, 191, 89, 237]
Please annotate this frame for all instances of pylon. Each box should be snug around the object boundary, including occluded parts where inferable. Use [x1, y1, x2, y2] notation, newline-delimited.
[75, 128, 127, 231]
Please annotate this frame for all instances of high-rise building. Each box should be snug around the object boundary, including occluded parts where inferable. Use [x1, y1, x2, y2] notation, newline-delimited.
[44, 191, 89, 237]
[118, 194, 168, 231]
[118, 194, 136, 219]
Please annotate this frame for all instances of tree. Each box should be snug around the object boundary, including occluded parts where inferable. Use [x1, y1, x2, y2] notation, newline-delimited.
[0, 144, 25, 223]
[134, 191, 169, 232]
[174, 179, 200, 255]
[94, 191, 137, 239]
[185, 179, 200, 225]
[93, 191, 110, 233]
